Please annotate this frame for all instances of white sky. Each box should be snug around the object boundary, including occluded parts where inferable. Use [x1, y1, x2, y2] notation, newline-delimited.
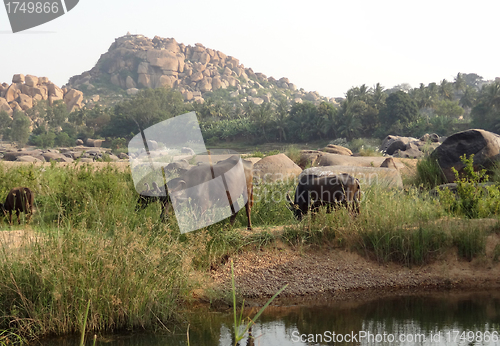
[1, 0, 499, 98]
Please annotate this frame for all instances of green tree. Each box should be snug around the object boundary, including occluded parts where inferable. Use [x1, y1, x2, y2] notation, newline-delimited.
[46, 100, 69, 128]
[32, 131, 56, 148]
[337, 113, 362, 141]
[286, 102, 323, 141]
[454, 72, 466, 93]
[55, 132, 73, 147]
[0, 111, 12, 140]
[434, 100, 464, 119]
[459, 86, 478, 109]
[462, 73, 484, 89]
[471, 81, 500, 131]
[103, 87, 188, 138]
[438, 79, 454, 100]
[9, 111, 31, 147]
[379, 91, 419, 135]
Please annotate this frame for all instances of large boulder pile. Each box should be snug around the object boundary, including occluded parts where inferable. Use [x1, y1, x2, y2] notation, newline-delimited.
[67, 34, 337, 106]
[381, 133, 443, 158]
[431, 129, 500, 183]
[0, 74, 84, 116]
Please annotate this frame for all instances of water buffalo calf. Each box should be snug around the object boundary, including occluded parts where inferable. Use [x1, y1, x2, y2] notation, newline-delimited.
[1, 187, 35, 225]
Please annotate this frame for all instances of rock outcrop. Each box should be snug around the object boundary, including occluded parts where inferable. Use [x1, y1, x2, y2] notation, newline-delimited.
[0, 74, 84, 116]
[381, 134, 443, 158]
[431, 129, 500, 183]
[66, 33, 336, 106]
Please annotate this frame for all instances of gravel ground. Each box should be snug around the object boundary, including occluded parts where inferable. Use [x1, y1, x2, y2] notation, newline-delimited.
[209, 236, 500, 302]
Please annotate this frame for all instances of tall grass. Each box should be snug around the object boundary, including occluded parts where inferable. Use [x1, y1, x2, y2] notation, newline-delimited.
[0, 163, 189, 341]
[280, 184, 493, 266]
[413, 155, 446, 189]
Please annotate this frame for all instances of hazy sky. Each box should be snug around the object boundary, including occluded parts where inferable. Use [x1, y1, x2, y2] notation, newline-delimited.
[1, 0, 499, 98]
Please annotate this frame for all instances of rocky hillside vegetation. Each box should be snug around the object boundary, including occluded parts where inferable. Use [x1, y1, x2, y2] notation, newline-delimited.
[66, 33, 336, 106]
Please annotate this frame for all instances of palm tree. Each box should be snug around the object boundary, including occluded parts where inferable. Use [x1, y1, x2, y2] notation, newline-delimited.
[454, 72, 466, 93]
[438, 79, 453, 100]
[370, 83, 386, 110]
[483, 81, 500, 108]
[337, 113, 361, 141]
[459, 86, 477, 109]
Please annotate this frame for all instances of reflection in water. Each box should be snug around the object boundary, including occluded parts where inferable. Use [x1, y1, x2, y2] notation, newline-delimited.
[43, 290, 500, 345]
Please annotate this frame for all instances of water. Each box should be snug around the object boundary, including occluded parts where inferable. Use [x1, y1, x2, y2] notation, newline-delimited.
[43, 289, 500, 345]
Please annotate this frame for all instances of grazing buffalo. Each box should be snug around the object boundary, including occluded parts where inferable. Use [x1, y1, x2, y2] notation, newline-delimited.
[136, 182, 171, 219]
[0, 187, 35, 225]
[136, 155, 254, 230]
[286, 173, 361, 220]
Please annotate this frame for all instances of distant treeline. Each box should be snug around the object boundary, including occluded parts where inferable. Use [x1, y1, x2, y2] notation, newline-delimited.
[1, 72, 499, 148]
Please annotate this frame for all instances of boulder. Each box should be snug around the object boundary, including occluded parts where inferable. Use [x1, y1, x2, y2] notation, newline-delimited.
[381, 135, 418, 154]
[25, 75, 38, 87]
[75, 139, 84, 146]
[12, 74, 24, 83]
[18, 94, 33, 110]
[42, 152, 73, 162]
[3, 150, 44, 161]
[299, 151, 406, 169]
[47, 83, 64, 98]
[5, 83, 21, 103]
[253, 153, 302, 183]
[320, 144, 353, 156]
[301, 166, 403, 189]
[16, 155, 43, 163]
[385, 140, 407, 155]
[430, 133, 440, 142]
[380, 157, 398, 170]
[393, 147, 423, 159]
[298, 150, 322, 168]
[181, 147, 195, 155]
[431, 129, 500, 183]
[63, 89, 84, 112]
[79, 158, 94, 163]
[85, 138, 104, 147]
[146, 140, 158, 150]
[0, 98, 13, 115]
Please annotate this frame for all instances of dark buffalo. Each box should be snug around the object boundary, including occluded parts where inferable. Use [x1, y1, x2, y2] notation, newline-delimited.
[286, 173, 360, 220]
[1, 187, 35, 224]
[136, 182, 171, 219]
[137, 155, 254, 230]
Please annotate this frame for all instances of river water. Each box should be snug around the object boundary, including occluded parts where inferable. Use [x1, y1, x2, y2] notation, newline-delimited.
[44, 289, 500, 345]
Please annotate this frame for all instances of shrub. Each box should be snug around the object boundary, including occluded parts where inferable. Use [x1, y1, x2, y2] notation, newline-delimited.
[438, 154, 500, 218]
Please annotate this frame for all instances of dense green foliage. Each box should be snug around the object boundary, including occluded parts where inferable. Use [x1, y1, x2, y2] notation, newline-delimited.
[4, 72, 500, 150]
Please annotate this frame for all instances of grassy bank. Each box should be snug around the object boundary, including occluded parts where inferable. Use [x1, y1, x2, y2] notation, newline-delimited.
[0, 160, 499, 342]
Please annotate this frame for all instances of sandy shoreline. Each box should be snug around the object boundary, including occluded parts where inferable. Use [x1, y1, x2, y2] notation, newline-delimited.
[207, 235, 500, 304]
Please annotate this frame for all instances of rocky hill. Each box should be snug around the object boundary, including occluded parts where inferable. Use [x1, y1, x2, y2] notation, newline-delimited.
[67, 33, 337, 106]
[0, 74, 84, 116]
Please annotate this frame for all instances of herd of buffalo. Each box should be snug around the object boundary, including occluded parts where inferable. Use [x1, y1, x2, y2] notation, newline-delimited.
[0, 156, 361, 228]
[134, 155, 361, 231]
